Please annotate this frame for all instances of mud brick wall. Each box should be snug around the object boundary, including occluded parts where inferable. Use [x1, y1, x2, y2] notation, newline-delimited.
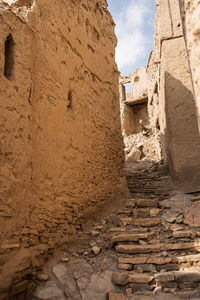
[0, 0, 125, 296]
[157, 0, 200, 193]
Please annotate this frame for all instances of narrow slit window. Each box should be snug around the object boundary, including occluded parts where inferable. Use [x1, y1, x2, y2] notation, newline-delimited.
[124, 82, 131, 101]
[4, 34, 15, 80]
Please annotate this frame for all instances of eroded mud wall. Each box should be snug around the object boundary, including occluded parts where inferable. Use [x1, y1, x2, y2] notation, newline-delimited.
[157, 0, 200, 193]
[180, 0, 200, 132]
[0, 0, 125, 296]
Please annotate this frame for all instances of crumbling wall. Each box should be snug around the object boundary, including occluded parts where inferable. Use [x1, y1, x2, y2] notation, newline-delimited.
[0, 0, 125, 297]
[157, 0, 200, 193]
[180, 0, 200, 132]
[119, 67, 162, 163]
[120, 0, 200, 193]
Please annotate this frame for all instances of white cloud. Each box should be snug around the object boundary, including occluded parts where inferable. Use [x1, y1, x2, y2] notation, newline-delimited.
[114, 0, 153, 71]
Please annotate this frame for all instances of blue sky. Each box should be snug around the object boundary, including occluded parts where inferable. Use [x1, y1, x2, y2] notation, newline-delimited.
[107, 0, 155, 76]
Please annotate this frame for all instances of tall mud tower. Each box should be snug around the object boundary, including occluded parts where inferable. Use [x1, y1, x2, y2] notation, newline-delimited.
[0, 0, 125, 296]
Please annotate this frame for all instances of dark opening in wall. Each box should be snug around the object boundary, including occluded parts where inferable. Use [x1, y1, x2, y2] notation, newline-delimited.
[134, 76, 140, 82]
[67, 90, 72, 109]
[4, 34, 15, 81]
[132, 102, 149, 134]
[156, 118, 160, 130]
[124, 82, 131, 101]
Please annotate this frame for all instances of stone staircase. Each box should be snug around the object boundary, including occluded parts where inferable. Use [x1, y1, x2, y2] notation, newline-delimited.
[32, 162, 200, 300]
[109, 163, 200, 298]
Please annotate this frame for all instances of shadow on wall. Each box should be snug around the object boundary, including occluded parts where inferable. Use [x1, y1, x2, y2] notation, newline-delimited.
[163, 72, 200, 193]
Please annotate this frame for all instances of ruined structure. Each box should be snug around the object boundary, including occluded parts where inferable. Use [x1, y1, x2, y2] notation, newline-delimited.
[120, 67, 162, 163]
[181, 0, 200, 131]
[120, 0, 200, 193]
[1, 0, 200, 298]
[0, 0, 126, 297]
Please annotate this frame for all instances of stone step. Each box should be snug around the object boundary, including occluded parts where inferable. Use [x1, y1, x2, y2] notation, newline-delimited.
[136, 199, 158, 207]
[134, 217, 160, 227]
[116, 241, 200, 254]
[123, 199, 159, 209]
[118, 253, 200, 266]
[116, 244, 161, 254]
[112, 233, 150, 243]
[123, 199, 136, 208]
[118, 217, 160, 227]
[111, 269, 200, 292]
[133, 208, 161, 218]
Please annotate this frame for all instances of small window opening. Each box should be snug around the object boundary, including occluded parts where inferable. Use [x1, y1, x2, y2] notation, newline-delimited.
[154, 82, 158, 94]
[4, 34, 15, 81]
[67, 90, 72, 109]
[133, 102, 149, 134]
[134, 76, 140, 82]
[156, 118, 160, 130]
[124, 82, 131, 101]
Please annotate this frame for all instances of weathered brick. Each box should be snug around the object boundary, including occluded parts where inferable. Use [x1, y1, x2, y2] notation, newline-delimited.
[119, 218, 133, 226]
[163, 242, 200, 251]
[172, 231, 192, 238]
[112, 233, 149, 243]
[118, 257, 148, 265]
[130, 283, 153, 292]
[178, 281, 198, 289]
[147, 257, 169, 264]
[134, 264, 156, 273]
[134, 217, 160, 227]
[154, 272, 174, 282]
[123, 200, 136, 208]
[157, 263, 179, 271]
[133, 208, 150, 218]
[150, 208, 161, 217]
[116, 244, 161, 254]
[137, 199, 158, 208]
[129, 272, 153, 283]
[173, 270, 200, 282]
[111, 271, 128, 286]
[118, 264, 132, 271]
[109, 292, 127, 300]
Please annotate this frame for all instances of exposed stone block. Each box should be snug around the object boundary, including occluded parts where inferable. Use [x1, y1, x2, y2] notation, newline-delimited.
[155, 272, 174, 283]
[118, 263, 132, 271]
[128, 272, 153, 283]
[134, 217, 160, 227]
[130, 283, 153, 292]
[112, 233, 149, 243]
[137, 199, 158, 208]
[116, 244, 161, 254]
[133, 208, 150, 218]
[173, 270, 200, 282]
[172, 231, 192, 238]
[109, 292, 127, 300]
[111, 271, 128, 286]
[118, 257, 148, 265]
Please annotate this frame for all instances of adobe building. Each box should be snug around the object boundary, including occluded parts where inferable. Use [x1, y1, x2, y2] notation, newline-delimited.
[0, 0, 126, 296]
[1, 0, 200, 298]
[120, 0, 200, 193]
